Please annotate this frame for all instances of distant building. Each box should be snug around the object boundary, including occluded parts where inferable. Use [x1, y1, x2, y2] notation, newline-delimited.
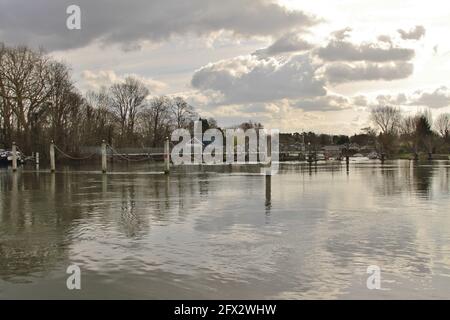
[322, 145, 344, 157]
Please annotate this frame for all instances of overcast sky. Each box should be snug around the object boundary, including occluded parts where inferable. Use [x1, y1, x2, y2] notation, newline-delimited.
[1, 0, 450, 134]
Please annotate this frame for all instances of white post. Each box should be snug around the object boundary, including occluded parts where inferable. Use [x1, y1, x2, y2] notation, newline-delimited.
[12, 142, 17, 172]
[36, 152, 40, 170]
[164, 137, 170, 174]
[102, 140, 107, 173]
[50, 140, 55, 172]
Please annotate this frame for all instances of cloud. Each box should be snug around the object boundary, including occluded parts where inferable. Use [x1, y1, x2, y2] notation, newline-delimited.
[324, 61, 414, 83]
[253, 33, 313, 57]
[377, 35, 392, 44]
[0, 0, 317, 51]
[398, 25, 426, 40]
[316, 29, 415, 84]
[317, 39, 415, 62]
[375, 93, 408, 106]
[293, 95, 353, 112]
[191, 54, 326, 104]
[352, 95, 368, 107]
[360, 87, 450, 110]
[81, 70, 166, 93]
[409, 86, 450, 108]
[331, 27, 352, 40]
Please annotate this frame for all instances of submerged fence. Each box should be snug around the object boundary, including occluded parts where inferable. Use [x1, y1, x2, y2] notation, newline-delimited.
[5, 139, 171, 174]
[49, 140, 171, 174]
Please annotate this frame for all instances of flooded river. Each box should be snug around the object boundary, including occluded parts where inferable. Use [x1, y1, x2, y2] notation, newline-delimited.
[1, 160, 450, 299]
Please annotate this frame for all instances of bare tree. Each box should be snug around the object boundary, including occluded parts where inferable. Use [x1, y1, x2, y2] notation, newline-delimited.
[0, 43, 11, 148]
[400, 115, 419, 154]
[370, 106, 402, 155]
[435, 113, 450, 139]
[141, 96, 172, 147]
[0, 45, 53, 152]
[46, 61, 76, 147]
[109, 76, 149, 144]
[171, 97, 197, 129]
[370, 106, 402, 135]
[83, 88, 116, 143]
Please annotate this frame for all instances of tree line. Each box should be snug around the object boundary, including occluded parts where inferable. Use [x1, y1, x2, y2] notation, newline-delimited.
[284, 107, 450, 157]
[1, 44, 449, 159]
[0, 44, 218, 157]
[370, 106, 450, 157]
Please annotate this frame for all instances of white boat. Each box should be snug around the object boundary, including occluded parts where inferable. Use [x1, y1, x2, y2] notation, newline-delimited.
[0, 150, 24, 166]
[350, 153, 370, 161]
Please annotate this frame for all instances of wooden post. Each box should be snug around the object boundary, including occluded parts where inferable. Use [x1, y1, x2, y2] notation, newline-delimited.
[164, 137, 170, 174]
[36, 152, 40, 170]
[265, 134, 272, 176]
[265, 175, 271, 208]
[12, 142, 17, 172]
[101, 140, 107, 173]
[50, 140, 55, 172]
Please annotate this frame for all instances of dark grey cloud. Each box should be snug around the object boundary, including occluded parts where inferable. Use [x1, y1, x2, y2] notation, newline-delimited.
[0, 0, 317, 51]
[317, 39, 415, 62]
[324, 62, 414, 83]
[191, 54, 326, 104]
[398, 25, 426, 40]
[253, 33, 313, 57]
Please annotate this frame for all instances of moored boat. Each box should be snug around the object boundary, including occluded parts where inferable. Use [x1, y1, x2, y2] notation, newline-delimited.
[0, 150, 24, 166]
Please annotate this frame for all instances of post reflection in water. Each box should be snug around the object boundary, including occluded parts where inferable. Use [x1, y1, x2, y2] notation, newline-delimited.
[1, 160, 450, 299]
[265, 174, 272, 214]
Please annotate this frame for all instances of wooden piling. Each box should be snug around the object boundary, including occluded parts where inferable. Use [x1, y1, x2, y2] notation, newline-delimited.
[50, 140, 55, 172]
[265, 174, 271, 207]
[266, 134, 272, 175]
[36, 152, 40, 170]
[164, 137, 170, 174]
[101, 140, 107, 173]
[12, 142, 17, 172]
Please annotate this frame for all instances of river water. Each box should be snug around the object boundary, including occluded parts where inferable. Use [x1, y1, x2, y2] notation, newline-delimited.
[1, 160, 450, 299]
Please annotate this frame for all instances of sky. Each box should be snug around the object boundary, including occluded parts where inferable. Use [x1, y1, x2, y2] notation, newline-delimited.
[1, 0, 450, 134]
